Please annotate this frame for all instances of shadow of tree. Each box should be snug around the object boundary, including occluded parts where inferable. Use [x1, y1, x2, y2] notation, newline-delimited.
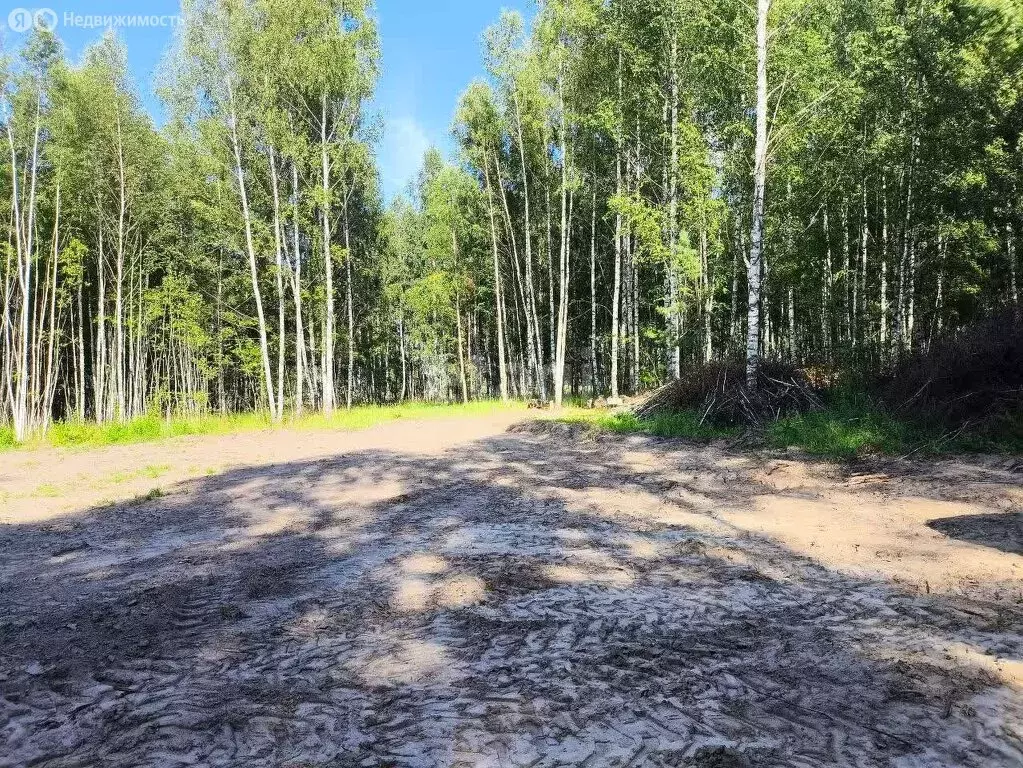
[928, 512, 1023, 556]
[1, 428, 1021, 767]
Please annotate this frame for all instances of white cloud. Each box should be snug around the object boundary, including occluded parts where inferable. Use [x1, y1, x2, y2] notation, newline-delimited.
[380, 116, 431, 201]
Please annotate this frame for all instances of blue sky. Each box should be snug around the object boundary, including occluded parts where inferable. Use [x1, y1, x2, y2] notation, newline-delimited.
[374, 0, 533, 200]
[1, 0, 533, 201]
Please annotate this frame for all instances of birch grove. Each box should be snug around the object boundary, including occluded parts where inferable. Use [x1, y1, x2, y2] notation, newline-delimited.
[1, 0, 1021, 439]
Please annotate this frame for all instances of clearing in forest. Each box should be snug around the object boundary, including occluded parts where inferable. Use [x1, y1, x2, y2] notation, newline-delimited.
[1, 413, 1022, 767]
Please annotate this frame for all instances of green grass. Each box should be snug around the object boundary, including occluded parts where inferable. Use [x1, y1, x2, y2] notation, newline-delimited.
[555, 400, 1023, 459]
[767, 406, 915, 458]
[768, 400, 1023, 458]
[102, 463, 173, 485]
[31, 483, 63, 498]
[4, 400, 526, 452]
[554, 409, 738, 440]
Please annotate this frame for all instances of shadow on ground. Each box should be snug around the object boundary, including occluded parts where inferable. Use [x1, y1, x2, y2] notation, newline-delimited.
[928, 512, 1023, 556]
[1, 426, 1021, 767]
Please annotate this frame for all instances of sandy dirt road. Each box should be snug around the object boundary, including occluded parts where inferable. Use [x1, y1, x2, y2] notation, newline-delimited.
[1, 414, 1022, 766]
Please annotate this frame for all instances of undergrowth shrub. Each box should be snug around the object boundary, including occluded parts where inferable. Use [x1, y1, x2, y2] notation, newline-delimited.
[878, 311, 1023, 431]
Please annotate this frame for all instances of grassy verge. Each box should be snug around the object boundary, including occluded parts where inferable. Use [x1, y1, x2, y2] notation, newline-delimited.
[766, 406, 918, 458]
[554, 409, 738, 440]
[2, 400, 526, 452]
[553, 403, 1023, 459]
[770, 402, 1023, 457]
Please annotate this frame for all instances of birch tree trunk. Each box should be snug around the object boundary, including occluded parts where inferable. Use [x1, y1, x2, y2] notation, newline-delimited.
[907, 239, 916, 349]
[552, 67, 570, 408]
[483, 158, 509, 402]
[701, 217, 713, 363]
[512, 91, 546, 400]
[9, 93, 40, 439]
[857, 181, 868, 350]
[1008, 223, 1018, 308]
[842, 198, 851, 344]
[895, 137, 916, 354]
[934, 233, 946, 340]
[451, 227, 469, 403]
[76, 270, 86, 421]
[546, 181, 556, 373]
[626, 223, 634, 392]
[227, 78, 278, 419]
[291, 162, 305, 416]
[667, 36, 682, 379]
[823, 209, 833, 358]
[746, 0, 770, 388]
[269, 149, 286, 421]
[496, 150, 543, 397]
[610, 54, 624, 401]
[2, 238, 14, 422]
[114, 109, 127, 422]
[589, 187, 598, 395]
[95, 225, 107, 422]
[880, 175, 889, 358]
[42, 184, 61, 432]
[398, 315, 407, 401]
[344, 203, 355, 410]
[320, 91, 336, 414]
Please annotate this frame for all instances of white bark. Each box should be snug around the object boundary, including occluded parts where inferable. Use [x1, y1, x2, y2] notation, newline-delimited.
[114, 109, 127, 421]
[1008, 223, 1018, 308]
[746, 0, 770, 388]
[320, 91, 336, 414]
[483, 157, 509, 401]
[590, 187, 598, 395]
[610, 52, 624, 400]
[344, 204, 355, 410]
[511, 91, 546, 400]
[880, 175, 889, 356]
[291, 162, 306, 416]
[269, 149, 287, 421]
[822, 210, 832, 357]
[227, 78, 277, 418]
[667, 35, 682, 379]
[553, 66, 570, 407]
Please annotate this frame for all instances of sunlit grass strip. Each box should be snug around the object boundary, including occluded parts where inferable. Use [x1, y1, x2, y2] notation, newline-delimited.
[767, 407, 913, 458]
[552, 409, 738, 440]
[553, 403, 1023, 458]
[1, 400, 526, 452]
[554, 405, 911, 457]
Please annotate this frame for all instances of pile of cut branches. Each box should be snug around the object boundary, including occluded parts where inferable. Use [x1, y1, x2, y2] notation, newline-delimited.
[632, 361, 823, 427]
